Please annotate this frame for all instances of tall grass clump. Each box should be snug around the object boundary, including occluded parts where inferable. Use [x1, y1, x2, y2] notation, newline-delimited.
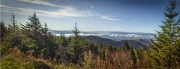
[0, 47, 53, 69]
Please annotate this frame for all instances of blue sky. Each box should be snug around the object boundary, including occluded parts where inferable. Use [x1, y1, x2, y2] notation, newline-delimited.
[1, 0, 180, 33]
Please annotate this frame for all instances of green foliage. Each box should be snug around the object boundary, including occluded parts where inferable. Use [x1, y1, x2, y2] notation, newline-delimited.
[59, 33, 67, 46]
[20, 12, 58, 58]
[83, 50, 93, 68]
[150, 0, 180, 68]
[0, 21, 7, 39]
[0, 13, 25, 55]
[1, 47, 35, 69]
[0, 47, 53, 69]
[2, 1, 180, 68]
[21, 12, 45, 55]
[130, 46, 138, 67]
[137, 47, 148, 68]
[18, 32, 38, 53]
[72, 23, 79, 39]
[67, 23, 83, 63]
[122, 40, 130, 51]
[0, 12, 126, 69]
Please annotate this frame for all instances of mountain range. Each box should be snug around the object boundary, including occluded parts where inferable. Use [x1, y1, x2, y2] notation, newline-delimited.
[51, 30, 155, 41]
[81, 36, 150, 49]
[51, 30, 154, 49]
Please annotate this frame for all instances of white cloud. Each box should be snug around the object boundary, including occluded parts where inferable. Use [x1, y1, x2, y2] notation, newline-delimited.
[101, 15, 120, 21]
[18, 0, 61, 7]
[1, 4, 120, 21]
[87, 2, 94, 9]
[1, 4, 95, 18]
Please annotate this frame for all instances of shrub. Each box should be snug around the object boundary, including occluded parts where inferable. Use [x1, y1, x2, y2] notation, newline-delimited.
[0, 47, 53, 69]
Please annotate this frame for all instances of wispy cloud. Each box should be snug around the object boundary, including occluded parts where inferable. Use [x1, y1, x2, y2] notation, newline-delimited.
[87, 2, 94, 9]
[101, 15, 120, 21]
[1, 4, 95, 18]
[18, 0, 61, 7]
[133, 20, 137, 22]
[1, 4, 119, 21]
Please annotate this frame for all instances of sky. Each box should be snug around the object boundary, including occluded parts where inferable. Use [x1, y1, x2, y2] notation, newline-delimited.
[1, 0, 180, 33]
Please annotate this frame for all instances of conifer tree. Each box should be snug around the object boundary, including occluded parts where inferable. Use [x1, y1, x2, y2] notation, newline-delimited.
[122, 40, 130, 51]
[130, 46, 138, 68]
[0, 21, 7, 39]
[1, 12, 37, 55]
[72, 23, 79, 39]
[60, 33, 67, 46]
[150, 0, 180, 68]
[21, 12, 58, 58]
[68, 23, 83, 63]
[21, 12, 43, 55]
[42, 23, 48, 36]
[10, 12, 17, 47]
[1, 12, 19, 52]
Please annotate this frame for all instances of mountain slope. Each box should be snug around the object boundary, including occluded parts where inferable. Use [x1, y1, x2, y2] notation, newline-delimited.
[81, 36, 150, 49]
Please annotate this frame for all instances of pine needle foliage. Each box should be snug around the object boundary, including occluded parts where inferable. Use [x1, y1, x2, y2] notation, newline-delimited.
[150, 0, 180, 68]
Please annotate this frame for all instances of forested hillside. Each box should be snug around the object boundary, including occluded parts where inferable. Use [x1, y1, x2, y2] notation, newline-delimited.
[81, 36, 150, 49]
[0, 0, 180, 69]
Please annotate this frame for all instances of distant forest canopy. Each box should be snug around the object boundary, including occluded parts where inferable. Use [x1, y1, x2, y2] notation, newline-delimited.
[0, 0, 180, 69]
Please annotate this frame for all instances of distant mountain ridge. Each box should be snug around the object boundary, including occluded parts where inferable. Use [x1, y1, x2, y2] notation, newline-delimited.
[80, 36, 150, 49]
[51, 30, 152, 49]
[51, 30, 155, 41]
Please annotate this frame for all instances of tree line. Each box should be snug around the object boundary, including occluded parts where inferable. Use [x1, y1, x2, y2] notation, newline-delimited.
[0, 0, 180, 68]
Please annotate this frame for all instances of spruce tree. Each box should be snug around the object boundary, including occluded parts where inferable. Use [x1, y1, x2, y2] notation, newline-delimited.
[10, 12, 18, 47]
[60, 33, 67, 46]
[130, 46, 138, 68]
[0, 21, 7, 39]
[21, 12, 58, 58]
[1, 12, 37, 55]
[1, 12, 19, 51]
[122, 40, 130, 51]
[150, 0, 180, 68]
[72, 23, 79, 39]
[68, 23, 83, 63]
[21, 12, 43, 56]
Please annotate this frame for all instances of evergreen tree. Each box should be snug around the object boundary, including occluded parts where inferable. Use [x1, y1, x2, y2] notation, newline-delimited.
[1, 12, 19, 54]
[0, 21, 7, 39]
[68, 23, 83, 63]
[21, 12, 58, 58]
[122, 40, 130, 51]
[72, 23, 79, 39]
[21, 12, 43, 56]
[10, 12, 17, 46]
[130, 46, 138, 68]
[150, 0, 180, 68]
[42, 23, 48, 36]
[1, 12, 37, 55]
[59, 33, 67, 46]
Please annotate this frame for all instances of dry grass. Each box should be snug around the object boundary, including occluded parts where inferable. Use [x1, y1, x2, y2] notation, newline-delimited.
[0, 47, 53, 69]
[1, 47, 179, 69]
